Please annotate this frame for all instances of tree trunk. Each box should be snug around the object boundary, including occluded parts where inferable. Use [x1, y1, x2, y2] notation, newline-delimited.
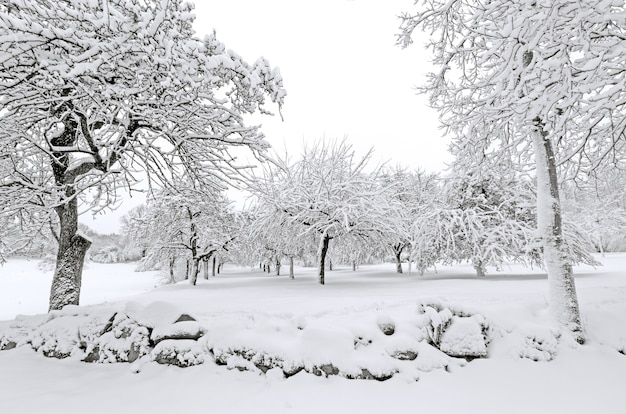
[393, 243, 405, 274]
[212, 255, 217, 277]
[169, 256, 176, 283]
[189, 258, 199, 286]
[317, 233, 331, 285]
[532, 125, 584, 344]
[275, 257, 281, 276]
[395, 251, 403, 274]
[203, 257, 209, 280]
[473, 259, 485, 277]
[48, 110, 92, 312]
[289, 256, 294, 279]
[352, 260, 357, 271]
[49, 198, 92, 311]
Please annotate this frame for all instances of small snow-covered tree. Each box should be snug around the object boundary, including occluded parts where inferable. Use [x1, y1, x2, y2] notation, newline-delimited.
[0, 0, 284, 310]
[562, 168, 626, 255]
[398, 0, 626, 342]
[378, 166, 440, 273]
[442, 169, 539, 276]
[123, 184, 235, 285]
[249, 140, 401, 284]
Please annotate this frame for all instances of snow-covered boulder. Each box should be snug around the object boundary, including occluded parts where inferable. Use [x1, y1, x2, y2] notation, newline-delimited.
[416, 301, 489, 359]
[151, 320, 205, 344]
[153, 339, 206, 367]
[439, 316, 488, 358]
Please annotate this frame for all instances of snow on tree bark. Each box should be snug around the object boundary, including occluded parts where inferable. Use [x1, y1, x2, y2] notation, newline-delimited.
[532, 125, 584, 344]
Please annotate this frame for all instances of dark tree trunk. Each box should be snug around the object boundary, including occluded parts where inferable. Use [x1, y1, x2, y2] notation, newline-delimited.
[212, 255, 217, 277]
[289, 256, 294, 279]
[48, 106, 92, 311]
[352, 261, 357, 271]
[189, 258, 200, 285]
[203, 257, 209, 280]
[276, 257, 281, 276]
[169, 256, 176, 283]
[49, 200, 91, 311]
[395, 251, 403, 274]
[393, 243, 406, 274]
[317, 233, 331, 285]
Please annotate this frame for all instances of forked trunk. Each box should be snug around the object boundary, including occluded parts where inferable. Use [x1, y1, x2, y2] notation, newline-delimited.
[49, 200, 91, 311]
[532, 125, 584, 344]
[395, 251, 403, 274]
[393, 243, 405, 274]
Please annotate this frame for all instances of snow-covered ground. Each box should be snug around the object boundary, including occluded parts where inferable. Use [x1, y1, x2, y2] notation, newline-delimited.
[1, 255, 625, 414]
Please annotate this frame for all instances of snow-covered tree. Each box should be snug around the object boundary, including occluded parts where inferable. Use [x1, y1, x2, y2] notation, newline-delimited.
[441, 169, 539, 276]
[248, 140, 400, 284]
[123, 184, 235, 285]
[0, 0, 285, 310]
[243, 203, 313, 278]
[562, 168, 626, 254]
[398, 0, 626, 342]
[378, 166, 440, 273]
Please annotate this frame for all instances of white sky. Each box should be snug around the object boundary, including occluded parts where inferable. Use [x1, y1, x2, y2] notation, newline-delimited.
[81, 0, 450, 233]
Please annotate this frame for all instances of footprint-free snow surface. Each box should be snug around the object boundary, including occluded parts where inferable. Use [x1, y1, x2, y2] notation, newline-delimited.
[1, 256, 625, 413]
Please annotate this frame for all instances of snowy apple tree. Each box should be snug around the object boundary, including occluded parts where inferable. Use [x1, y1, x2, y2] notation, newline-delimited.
[561, 168, 626, 255]
[0, 0, 285, 310]
[248, 140, 402, 284]
[123, 183, 236, 285]
[398, 0, 626, 342]
[378, 166, 440, 273]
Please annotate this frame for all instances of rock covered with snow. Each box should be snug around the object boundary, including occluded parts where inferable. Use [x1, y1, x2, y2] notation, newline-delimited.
[0, 300, 495, 380]
[416, 301, 489, 359]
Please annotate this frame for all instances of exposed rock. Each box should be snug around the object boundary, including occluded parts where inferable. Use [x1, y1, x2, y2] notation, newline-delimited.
[175, 314, 196, 323]
[376, 315, 396, 336]
[346, 368, 396, 381]
[0, 340, 17, 351]
[82, 345, 100, 363]
[353, 336, 373, 349]
[309, 363, 339, 377]
[390, 350, 418, 361]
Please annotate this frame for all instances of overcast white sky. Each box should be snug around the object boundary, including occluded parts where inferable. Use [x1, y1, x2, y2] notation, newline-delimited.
[82, 0, 451, 233]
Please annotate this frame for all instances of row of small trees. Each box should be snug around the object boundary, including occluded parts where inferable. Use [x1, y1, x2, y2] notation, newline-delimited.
[120, 139, 599, 285]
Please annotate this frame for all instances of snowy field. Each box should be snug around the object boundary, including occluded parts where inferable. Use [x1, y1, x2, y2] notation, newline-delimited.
[1, 256, 625, 414]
